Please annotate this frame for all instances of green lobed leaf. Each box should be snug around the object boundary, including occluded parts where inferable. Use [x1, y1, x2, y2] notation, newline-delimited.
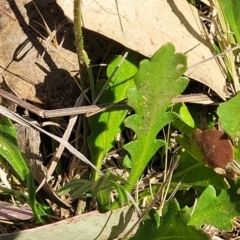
[172, 103, 195, 128]
[172, 103, 195, 137]
[130, 200, 210, 240]
[0, 116, 29, 180]
[88, 52, 140, 181]
[124, 43, 189, 192]
[189, 184, 240, 230]
[217, 92, 240, 138]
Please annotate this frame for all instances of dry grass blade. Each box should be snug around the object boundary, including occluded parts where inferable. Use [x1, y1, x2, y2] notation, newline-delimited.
[37, 91, 87, 192]
[0, 106, 103, 176]
[32, 0, 59, 49]
[121, 157, 180, 240]
[93, 52, 129, 104]
[188, 44, 240, 71]
[0, 88, 215, 119]
[209, 0, 239, 93]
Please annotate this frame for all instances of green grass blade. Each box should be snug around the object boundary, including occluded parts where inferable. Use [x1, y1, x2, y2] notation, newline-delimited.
[0, 116, 29, 180]
[218, 0, 240, 43]
[88, 52, 141, 181]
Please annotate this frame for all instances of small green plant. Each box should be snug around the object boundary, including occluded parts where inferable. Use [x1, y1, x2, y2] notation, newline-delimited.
[0, 116, 51, 223]
[86, 43, 189, 211]
[2, 0, 240, 238]
[121, 43, 188, 193]
[130, 200, 211, 240]
[155, 0, 240, 233]
[88, 52, 140, 182]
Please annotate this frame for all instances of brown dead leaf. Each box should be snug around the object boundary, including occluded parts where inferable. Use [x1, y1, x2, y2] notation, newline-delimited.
[0, 0, 79, 109]
[0, 1, 125, 108]
[0, 201, 33, 221]
[58, 0, 227, 100]
[0, 206, 138, 239]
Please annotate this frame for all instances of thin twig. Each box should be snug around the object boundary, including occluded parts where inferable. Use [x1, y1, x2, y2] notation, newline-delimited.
[188, 44, 240, 70]
[93, 52, 129, 104]
[0, 89, 215, 118]
[0, 105, 103, 176]
[36, 91, 87, 192]
[121, 157, 180, 240]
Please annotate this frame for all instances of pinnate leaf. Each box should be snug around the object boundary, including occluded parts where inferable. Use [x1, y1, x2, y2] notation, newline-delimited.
[189, 185, 240, 231]
[124, 43, 189, 191]
[130, 200, 210, 240]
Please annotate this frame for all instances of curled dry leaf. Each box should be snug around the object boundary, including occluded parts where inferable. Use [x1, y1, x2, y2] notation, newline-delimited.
[201, 129, 234, 168]
[0, 201, 33, 221]
[58, 0, 227, 100]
